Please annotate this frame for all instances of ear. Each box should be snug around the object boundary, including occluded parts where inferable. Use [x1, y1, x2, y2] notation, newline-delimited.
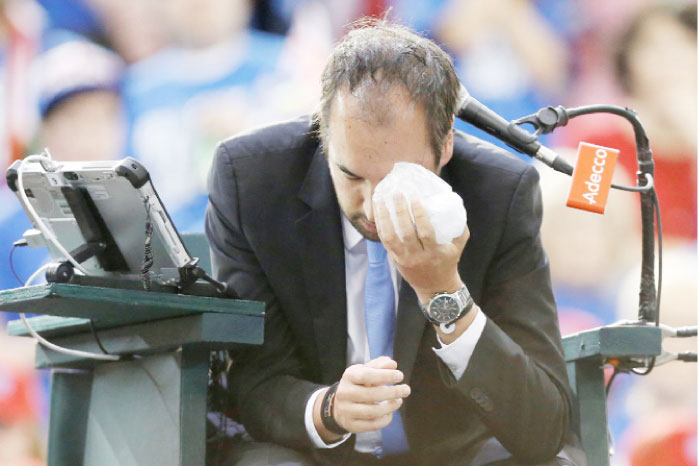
[438, 119, 455, 169]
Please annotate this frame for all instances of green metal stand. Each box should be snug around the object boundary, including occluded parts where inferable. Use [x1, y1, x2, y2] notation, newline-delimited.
[1, 283, 264, 466]
[562, 324, 662, 466]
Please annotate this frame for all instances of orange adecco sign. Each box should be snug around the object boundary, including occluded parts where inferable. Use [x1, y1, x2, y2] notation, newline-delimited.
[566, 142, 619, 214]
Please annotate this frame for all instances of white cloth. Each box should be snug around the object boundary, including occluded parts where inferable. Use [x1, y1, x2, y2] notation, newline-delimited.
[304, 215, 486, 449]
[372, 162, 467, 245]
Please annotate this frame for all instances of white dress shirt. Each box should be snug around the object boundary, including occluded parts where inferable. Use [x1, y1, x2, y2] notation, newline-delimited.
[303, 215, 487, 451]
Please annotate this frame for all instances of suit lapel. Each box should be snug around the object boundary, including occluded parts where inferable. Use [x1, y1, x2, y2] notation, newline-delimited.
[296, 146, 348, 384]
[394, 278, 428, 384]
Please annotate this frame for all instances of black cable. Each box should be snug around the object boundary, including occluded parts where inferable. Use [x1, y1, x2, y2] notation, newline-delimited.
[549, 154, 653, 192]
[566, 106, 651, 153]
[611, 181, 653, 193]
[9, 243, 25, 285]
[630, 188, 663, 376]
[633, 358, 656, 376]
[88, 320, 110, 355]
[612, 174, 654, 193]
[605, 368, 622, 398]
[652, 189, 663, 326]
[141, 197, 154, 291]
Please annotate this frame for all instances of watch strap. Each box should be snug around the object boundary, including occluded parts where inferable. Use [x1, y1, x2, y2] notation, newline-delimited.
[320, 382, 348, 435]
[439, 295, 475, 334]
[452, 285, 470, 310]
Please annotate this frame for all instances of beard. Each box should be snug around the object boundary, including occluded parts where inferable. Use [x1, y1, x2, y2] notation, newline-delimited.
[347, 212, 380, 242]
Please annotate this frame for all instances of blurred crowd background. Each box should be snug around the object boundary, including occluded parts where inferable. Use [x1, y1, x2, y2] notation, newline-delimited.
[0, 0, 696, 465]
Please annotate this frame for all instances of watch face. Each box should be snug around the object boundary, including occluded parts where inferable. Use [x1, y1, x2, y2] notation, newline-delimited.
[428, 295, 461, 323]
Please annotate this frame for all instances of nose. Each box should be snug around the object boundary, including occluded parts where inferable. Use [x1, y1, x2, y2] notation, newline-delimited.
[363, 184, 376, 223]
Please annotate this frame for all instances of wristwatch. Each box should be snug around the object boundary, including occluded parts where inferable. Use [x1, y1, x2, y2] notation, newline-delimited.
[419, 284, 474, 334]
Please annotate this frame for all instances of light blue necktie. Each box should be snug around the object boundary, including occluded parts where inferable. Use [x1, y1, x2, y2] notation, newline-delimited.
[364, 240, 410, 456]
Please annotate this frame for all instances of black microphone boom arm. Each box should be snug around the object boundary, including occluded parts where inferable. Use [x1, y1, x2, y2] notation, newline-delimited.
[454, 88, 659, 327]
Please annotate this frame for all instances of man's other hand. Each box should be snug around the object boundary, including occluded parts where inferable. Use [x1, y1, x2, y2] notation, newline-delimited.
[314, 356, 411, 443]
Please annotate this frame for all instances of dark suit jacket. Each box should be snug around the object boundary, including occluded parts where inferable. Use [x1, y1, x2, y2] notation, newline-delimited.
[205, 116, 585, 465]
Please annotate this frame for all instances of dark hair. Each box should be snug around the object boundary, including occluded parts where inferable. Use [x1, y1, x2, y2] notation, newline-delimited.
[615, 3, 697, 93]
[317, 18, 460, 163]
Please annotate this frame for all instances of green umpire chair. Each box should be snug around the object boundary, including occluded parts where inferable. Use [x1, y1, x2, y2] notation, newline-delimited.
[0, 233, 264, 466]
[1, 233, 662, 466]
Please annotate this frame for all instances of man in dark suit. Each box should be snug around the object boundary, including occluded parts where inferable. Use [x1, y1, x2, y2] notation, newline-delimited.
[206, 20, 585, 466]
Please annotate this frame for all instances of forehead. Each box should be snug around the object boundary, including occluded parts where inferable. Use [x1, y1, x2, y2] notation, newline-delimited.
[330, 79, 420, 121]
[326, 84, 434, 172]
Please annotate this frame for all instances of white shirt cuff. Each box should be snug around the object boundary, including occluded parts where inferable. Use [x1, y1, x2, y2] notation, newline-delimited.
[304, 387, 351, 448]
[432, 309, 487, 380]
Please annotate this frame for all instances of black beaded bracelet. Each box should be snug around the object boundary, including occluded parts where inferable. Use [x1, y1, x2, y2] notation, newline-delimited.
[320, 382, 348, 435]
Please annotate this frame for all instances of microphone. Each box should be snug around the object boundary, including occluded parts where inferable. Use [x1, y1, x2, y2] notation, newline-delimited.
[455, 85, 573, 175]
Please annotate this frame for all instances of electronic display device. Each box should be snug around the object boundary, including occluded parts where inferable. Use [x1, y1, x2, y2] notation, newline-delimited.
[6, 157, 217, 294]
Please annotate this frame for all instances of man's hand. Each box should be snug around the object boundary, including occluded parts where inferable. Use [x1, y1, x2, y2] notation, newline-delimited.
[313, 356, 410, 443]
[374, 193, 469, 305]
